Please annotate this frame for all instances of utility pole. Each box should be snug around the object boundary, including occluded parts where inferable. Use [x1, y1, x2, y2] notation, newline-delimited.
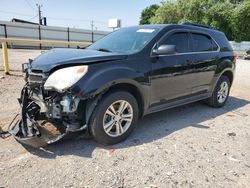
[36, 4, 43, 25]
[36, 4, 43, 49]
[91, 20, 94, 31]
[91, 20, 94, 43]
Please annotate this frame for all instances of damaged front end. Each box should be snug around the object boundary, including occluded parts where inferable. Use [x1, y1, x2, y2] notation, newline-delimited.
[10, 63, 88, 148]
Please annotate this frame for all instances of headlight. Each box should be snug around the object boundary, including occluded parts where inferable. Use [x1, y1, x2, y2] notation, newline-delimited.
[44, 65, 88, 92]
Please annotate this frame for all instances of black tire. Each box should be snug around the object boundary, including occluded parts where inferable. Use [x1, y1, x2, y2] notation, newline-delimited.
[89, 91, 139, 145]
[206, 75, 231, 108]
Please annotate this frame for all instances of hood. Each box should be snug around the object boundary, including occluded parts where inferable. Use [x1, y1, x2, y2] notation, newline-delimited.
[31, 48, 127, 72]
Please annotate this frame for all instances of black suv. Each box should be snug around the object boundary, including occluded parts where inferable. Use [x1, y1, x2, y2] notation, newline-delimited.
[12, 23, 236, 147]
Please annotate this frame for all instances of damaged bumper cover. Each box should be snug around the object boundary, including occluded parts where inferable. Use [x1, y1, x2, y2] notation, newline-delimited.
[9, 76, 88, 148]
[9, 119, 67, 148]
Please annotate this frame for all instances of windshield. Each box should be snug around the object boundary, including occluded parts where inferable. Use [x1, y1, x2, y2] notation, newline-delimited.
[87, 27, 160, 54]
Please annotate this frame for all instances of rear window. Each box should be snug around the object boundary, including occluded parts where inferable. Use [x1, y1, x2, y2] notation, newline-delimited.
[213, 33, 233, 52]
[191, 33, 218, 52]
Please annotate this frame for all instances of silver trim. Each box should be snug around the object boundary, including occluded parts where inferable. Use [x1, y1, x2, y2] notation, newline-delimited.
[103, 100, 133, 137]
[217, 81, 229, 103]
[151, 29, 220, 57]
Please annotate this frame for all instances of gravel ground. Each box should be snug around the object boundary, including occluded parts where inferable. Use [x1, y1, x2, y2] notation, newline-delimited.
[0, 49, 250, 188]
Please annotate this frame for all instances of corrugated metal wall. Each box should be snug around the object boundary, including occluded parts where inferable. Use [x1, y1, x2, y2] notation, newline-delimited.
[0, 20, 109, 48]
[230, 41, 250, 51]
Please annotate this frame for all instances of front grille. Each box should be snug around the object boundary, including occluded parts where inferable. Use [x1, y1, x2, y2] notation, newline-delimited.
[31, 69, 43, 74]
[28, 72, 47, 85]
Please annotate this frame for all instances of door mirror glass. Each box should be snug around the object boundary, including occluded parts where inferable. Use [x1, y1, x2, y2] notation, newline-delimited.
[153, 45, 176, 55]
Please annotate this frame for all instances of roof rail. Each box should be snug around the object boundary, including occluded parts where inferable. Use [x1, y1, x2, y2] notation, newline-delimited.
[181, 22, 217, 30]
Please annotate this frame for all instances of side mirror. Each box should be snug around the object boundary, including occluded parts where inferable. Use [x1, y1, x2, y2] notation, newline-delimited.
[153, 45, 176, 56]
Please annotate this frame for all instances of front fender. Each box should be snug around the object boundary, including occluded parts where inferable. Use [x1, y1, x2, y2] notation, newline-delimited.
[71, 64, 147, 99]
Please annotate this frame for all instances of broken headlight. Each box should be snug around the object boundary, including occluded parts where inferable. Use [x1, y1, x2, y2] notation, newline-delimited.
[44, 65, 88, 92]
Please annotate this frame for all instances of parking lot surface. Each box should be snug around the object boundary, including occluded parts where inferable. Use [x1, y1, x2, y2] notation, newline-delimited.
[0, 49, 250, 188]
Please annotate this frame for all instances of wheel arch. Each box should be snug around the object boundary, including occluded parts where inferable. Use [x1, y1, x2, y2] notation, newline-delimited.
[103, 83, 145, 118]
[211, 68, 234, 94]
[83, 79, 148, 129]
[83, 81, 146, 136]
[221, 70, 234, 86]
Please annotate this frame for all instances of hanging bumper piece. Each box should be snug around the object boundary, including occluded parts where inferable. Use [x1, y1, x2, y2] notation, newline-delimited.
[9, 85, 87, 148]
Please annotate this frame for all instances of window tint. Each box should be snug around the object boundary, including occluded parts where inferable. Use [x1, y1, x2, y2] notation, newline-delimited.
[161, 32, 190, 53]
[191, 33, 218, 52]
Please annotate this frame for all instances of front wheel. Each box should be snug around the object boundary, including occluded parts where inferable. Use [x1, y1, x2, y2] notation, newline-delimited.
[207, 76, 231, 108]
[89, 91, 139, 145]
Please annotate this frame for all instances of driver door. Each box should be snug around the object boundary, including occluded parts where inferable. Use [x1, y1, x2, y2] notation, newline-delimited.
[149, 31, 196, 106]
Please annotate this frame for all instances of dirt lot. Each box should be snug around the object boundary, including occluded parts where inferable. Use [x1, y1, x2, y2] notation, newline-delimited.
[0, 49, 250, 188]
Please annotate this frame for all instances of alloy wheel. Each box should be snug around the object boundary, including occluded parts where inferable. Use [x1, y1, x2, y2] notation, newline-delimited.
[103, 100, 133, 137]
[217, 81, 229, 103]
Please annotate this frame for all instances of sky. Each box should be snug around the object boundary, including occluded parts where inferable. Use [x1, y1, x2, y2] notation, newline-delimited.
[0, 0, 163, 31]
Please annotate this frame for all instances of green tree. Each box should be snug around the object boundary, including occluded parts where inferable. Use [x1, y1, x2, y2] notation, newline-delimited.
[232, 1, 250, 41]
[205, 2, 234, 40]
[229, 0, 244, 4]
[139, 4, 160, 25]
[142, 0, 250, 41]
[150, 0, 215, 24]
[177, 0, 211, 24]
[150, 2, 181, 24]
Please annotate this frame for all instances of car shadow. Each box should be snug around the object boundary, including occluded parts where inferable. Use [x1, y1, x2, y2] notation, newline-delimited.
[23, 96, 250, 159]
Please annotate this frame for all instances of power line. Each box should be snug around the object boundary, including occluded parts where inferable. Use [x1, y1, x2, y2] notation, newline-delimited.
[47, 16, 89, 22]
[27, 14, 38, 21]
[94, 20, 107, 24]
[47, 16, 106, 24]
[24, 0, 36, 12]
[0, 10, 38, 21]
[0, 9, 108, 28]
[0, 10, 107, 25]
[0, 10, 34, 17]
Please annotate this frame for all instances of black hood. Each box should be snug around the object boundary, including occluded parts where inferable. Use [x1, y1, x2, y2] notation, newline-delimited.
[31, 48, 127, 72]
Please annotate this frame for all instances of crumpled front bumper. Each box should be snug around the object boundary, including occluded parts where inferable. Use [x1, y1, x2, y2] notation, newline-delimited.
[9, 85, 87, 148]
[9, 118, 68, 148]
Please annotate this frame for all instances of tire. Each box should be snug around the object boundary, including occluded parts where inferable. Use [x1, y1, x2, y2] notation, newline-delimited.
[207, 75, 231, 108]
[89, 91, 139, 145]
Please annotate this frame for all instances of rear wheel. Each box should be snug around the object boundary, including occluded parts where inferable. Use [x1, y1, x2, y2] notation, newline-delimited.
[207, 76, 231, 108]
[89, 91, 139, 145]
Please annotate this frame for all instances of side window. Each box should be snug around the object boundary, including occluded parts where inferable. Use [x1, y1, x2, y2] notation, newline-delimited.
[161, 32, 190, 53]
[191, 33, 218, 52]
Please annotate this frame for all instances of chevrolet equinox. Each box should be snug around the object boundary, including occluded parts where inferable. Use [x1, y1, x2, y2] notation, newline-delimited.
[10, 23, 236, 147]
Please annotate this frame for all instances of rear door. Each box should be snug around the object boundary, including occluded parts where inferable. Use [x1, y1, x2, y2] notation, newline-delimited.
[188, 32, 220, 94]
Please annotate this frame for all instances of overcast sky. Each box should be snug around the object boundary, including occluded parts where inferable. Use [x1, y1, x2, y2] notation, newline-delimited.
[0, 0, 163, 31]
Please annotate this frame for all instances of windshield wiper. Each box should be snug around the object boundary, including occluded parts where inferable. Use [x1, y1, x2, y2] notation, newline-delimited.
[96, 48, 113, 52]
